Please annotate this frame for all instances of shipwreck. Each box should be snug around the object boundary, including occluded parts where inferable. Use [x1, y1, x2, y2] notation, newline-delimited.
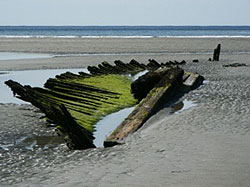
[5, 59, 204, 150]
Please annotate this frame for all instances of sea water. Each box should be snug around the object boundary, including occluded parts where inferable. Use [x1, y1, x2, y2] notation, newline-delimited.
[0, 26, 250, 37]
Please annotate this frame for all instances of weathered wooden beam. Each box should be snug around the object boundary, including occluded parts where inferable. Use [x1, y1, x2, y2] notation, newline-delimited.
[48, 104, 96, 150]
[181, 72, 205, 91]
[131, 68, 171, 101]
[5, 80, 34, 102]
[147, 59, 161, 69]
[114, 60, 134, 71]
[104, 67, 184, 145]
[87, 66, 105, 75]
[129, 59, 146, 69]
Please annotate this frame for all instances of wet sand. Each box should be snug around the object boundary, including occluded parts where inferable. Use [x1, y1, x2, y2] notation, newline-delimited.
[0, 37, 250, 71]
[1, 37, 250, 186]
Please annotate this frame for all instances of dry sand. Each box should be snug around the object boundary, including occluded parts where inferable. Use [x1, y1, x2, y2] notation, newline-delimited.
[1, 37, 250, 187]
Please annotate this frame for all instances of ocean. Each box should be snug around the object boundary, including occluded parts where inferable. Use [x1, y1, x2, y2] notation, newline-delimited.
[0, 26, 250, 37]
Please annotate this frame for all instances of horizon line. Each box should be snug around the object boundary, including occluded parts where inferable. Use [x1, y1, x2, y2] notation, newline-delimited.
[0, 25, 250, 27]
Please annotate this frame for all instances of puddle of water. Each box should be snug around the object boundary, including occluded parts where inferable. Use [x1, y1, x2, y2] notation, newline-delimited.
[93, 99, 196, 147]
[0, 52, 54, 61]
[0, 134, 64, 152]
[93, 70, 151, 147]
[93, 107, 135, 147]
[0, 68, 88, 104]
[203, 80, 210, 84]
[172, 99, 197, 114]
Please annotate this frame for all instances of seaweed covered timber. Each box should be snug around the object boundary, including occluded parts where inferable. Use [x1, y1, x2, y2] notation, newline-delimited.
[5, 59, 204, 150]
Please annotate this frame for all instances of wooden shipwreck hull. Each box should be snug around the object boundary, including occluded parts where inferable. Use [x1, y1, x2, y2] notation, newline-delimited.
[5, 59, 204, 149]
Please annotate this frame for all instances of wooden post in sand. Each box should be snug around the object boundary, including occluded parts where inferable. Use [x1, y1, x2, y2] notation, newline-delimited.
[213, 44, 221, 61]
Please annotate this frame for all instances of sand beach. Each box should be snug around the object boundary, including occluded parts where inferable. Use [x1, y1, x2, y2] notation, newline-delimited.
[1, 37, 250, 186]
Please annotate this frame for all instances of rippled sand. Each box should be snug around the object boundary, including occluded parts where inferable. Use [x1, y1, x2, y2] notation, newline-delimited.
[1, 38, 250, 186]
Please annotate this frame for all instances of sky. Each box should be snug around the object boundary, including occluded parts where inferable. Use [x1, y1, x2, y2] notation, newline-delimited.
[0, 0, 250, 26]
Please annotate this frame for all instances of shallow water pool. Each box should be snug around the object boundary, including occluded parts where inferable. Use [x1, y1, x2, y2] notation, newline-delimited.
[94, 107, 135, 147]
[0, 68, 88, 104]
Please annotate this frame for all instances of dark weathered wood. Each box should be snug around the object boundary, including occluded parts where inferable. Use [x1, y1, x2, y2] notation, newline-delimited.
[48, 104, 96, 150]
[87, 66, 105, 75]
[129, 59, 146, 69]
[181, 72, 205, 91]
[131, 68, 170, 101]
[114, 60, 134, 71]
[213, 44, 221, 61]
[180, 60, 186, 65]
[5, 80, 34, 102]
[55, 72, 81, 79]
[223, 63, 246, 67]
[86, 59, 186, 76]
[147, 59, 161, 69]
[216, 44, 221, 61]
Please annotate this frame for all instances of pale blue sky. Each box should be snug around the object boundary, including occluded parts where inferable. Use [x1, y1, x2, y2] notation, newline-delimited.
[0, 0, 249, 25]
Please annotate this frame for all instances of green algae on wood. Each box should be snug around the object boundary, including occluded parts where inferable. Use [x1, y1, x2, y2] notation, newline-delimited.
[48, 104, 96, 149]
[45, 74, 137, 131]
[5, 73, 137, 149]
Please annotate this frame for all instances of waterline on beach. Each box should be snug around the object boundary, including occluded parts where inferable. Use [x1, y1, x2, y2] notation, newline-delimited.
[0, 52, 54, 61]
[2, 36, 250, 39]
